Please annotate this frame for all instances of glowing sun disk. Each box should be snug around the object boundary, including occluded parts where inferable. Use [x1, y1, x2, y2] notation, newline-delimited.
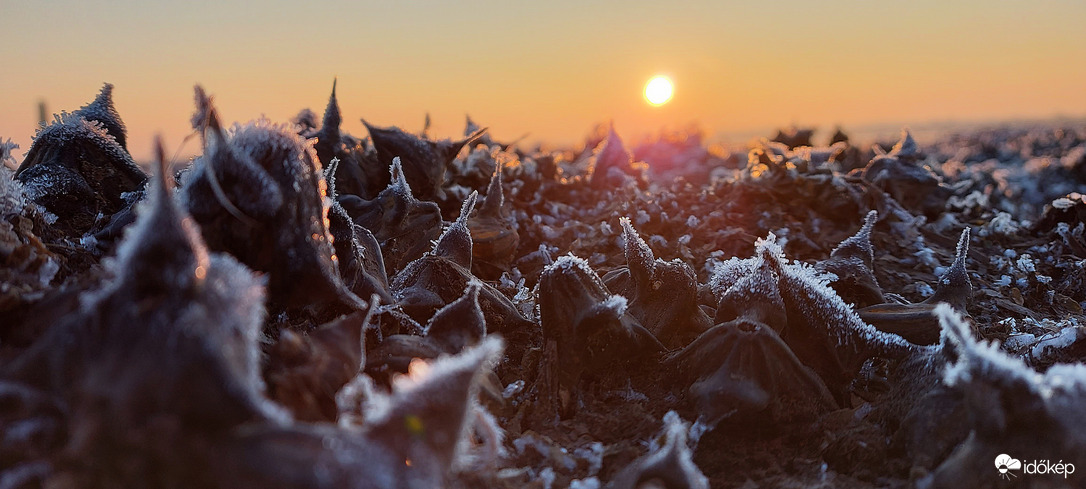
[644, 76, 673, 106]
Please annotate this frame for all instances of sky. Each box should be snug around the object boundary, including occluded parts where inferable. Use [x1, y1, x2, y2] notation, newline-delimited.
[2, 0, 1085, 162]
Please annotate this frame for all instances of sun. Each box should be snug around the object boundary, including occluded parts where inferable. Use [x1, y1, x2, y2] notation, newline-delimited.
[644, 75, 673, 106]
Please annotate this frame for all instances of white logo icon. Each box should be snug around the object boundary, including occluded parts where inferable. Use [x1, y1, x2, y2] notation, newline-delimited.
[995, 454, 1022, 480]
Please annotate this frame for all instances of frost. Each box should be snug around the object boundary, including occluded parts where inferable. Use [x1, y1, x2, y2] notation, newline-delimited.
[0, 163, 27, 215]
[539, 467, 556, 489]
[1030, 326, 1080, 359]
[1, 138, 19, 170]
[1016, 254, 1036, 273]
[573, 441, 605, 476]
[26, 113, 136, 180]
[502, 379, 525, 399]
[608, 410, 708, 489]
[916, 283, 935, 297]
[994, 275, 1012, 288]
[600, 294, 629, 316]
[570, 477, 601, 489]
[1004, 333, 1036, 351]
[72, 83, 126, 148]
[979, 211, 1019, 237]
[914, 245, 938, 269]
[708, 255, 758, 297]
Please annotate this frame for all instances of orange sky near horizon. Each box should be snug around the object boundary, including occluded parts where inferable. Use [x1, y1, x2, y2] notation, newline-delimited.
[2, 0, 1085, 163]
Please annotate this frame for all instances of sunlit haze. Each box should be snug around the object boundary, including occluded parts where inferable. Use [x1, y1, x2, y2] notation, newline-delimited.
[3, 0, 1085, 162]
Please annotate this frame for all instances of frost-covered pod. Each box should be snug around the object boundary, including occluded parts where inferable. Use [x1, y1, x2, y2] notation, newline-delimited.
[924, 305, 1086, 488]
[467, 164, 520, 279]
[362, 118, 485, 201]
[265, 309, 371, 422]
[537, 254, 665, 415]
[861, 130, 950, 218]
[365, 281, 492, 386]
[391, 192, 532, 332]
[220, 338, 505, 489]
[339, 157, 444, 273]
[588, 125, 647, 190]
[745, 234, 917, 402]
[324, 158, 393, 303]
[603, 217, 712, 348]
[606, 411, 709, 489]
[816, 210, 885, 308]
[711, 247, 788, 333]
[2, 138, 284, 485]
[301, 79, 370, 199]
[15, 84, 145, 237]
[665, 319, 838, 426]
[859, 228, 972, 345]
[182, 86, 365, 312]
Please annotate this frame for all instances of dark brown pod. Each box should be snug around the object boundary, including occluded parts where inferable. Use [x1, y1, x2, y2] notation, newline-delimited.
[588, 125, 647, 190]
[861, 130, 950, 217]
[603, 217, 712, 348]
[816, 210, 885, 308]
[265, 310, 369, 421]
[732, 235, 917, 403]
[339, 157, 444, 274]
[14, 85, 145, 237]
[391, 192, 531, 333]
[182, 86, 366, 313]
[467, 164, 520, 279]
[362, 118, 486, 201]
[605, 411, 709, 489]
[4, 139, 282, 485]
[324, 158, 392, 303]
[302, 79, 370, 199]
[537, 254, 665, 416]
[666, 319, 838, 425]
[859, 228, 972, 345]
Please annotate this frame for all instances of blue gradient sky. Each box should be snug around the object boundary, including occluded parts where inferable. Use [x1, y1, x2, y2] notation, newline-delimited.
[3, 0, 1084, 161]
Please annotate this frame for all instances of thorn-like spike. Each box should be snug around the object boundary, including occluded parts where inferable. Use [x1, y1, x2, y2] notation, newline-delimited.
[114, 135, 209, 292]
[890, 128, 919, 159]
[321, 78, 341, 134]
[426, 280, 486, 353]
[478, 163, 504, 217]
[325, 157, 340, 201]
[620, 216, 655, 287]
[924, 228, 972, 311]
[388, 156, 412, 195]
[432, 192, 477, 267]
[74, 82, 127, 149]
[830, 210, 878, 268]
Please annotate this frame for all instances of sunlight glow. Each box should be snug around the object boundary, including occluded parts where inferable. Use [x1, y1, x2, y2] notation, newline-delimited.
[644, 76, 674, 106]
